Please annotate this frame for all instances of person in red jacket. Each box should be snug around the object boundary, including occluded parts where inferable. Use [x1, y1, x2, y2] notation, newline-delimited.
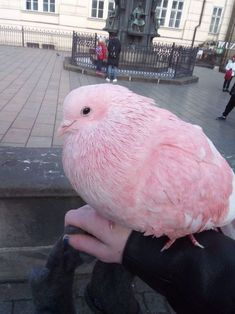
[223, 56, 235, 92]
[95, 38, 107, 75]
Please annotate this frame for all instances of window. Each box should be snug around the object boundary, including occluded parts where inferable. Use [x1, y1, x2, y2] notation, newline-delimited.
[155, 0, 168, 26]
[25, 0, 56, 13]
[43, 0, 55, 13]
[169, 0, 184, 28]
[91, 0, 104, 18]
[108, 0, 115, 16]
[27, 42, 39, 48]
[209, 7, 222, 34]
[42, 44, 55, 50]
[26, 0, 38, 11]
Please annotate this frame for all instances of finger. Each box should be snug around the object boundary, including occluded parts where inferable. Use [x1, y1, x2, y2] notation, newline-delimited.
[64, 205, 94, 228]
[67, 233, 110, 262]
[65, 206, 111, 240]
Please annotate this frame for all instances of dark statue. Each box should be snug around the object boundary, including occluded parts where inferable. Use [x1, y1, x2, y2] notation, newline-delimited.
[104, 0, 120, 32]
[130, 1, 146, 33]
[153, 10, 161, 37]
[104, 0, 161, 47]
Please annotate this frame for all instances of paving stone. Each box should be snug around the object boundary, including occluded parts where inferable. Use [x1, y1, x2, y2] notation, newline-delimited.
[23, 101, 41, 107]
[31, 124, 54, 137]
[26, 136, 52, 147]
[11, 118, 35, 129]
[2, 129, 30, 144]
[39, 107, 57, 115]
[35, 114, 56, 125]
[0, 121, 11, 134]
[0, 282, 31, 302]
[18, 110, 39, 118]
[0, 112, 18, 122]
[52, 135, 63, 147]
[13, 300, 34, 314]
[0, 301, 12, 314]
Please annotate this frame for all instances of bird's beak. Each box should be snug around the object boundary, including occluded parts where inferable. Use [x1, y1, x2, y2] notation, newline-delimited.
[57, 120, 76, 137]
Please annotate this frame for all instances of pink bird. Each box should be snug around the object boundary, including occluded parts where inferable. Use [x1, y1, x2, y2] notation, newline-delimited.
[58, 84, 235, 249]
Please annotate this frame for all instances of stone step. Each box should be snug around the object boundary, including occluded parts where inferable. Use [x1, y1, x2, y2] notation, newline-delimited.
[0, 147, 84, 281]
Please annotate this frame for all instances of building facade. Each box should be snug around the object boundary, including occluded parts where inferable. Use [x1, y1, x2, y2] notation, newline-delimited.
[0, 0, 234, 46]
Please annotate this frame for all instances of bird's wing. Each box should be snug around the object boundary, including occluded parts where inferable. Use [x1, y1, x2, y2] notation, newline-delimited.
[136, 123, 232, 239]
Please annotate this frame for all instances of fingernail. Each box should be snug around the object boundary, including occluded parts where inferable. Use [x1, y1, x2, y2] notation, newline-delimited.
[63, 234, 70, 246]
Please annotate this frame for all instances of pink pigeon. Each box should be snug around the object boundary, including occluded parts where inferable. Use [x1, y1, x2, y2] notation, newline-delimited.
[58, 83, 235, 249]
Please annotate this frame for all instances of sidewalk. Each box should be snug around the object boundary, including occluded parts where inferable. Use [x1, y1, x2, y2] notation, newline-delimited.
[0, 46, 235, 163]
[1, 46, 235, 163]
[1, 45, 235, 314]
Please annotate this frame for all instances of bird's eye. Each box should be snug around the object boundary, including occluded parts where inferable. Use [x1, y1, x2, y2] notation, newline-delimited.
[81, 107, 91, 116]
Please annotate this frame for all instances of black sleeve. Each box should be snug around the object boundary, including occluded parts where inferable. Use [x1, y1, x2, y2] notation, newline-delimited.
[122, 230, 235, 314]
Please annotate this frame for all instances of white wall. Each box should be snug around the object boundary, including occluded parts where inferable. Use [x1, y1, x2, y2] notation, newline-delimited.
[0, 0, 233, 46]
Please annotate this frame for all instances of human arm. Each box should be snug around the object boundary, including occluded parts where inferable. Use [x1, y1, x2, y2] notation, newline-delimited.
[65, 205, 235, 314]
[122, 229, 235, 314]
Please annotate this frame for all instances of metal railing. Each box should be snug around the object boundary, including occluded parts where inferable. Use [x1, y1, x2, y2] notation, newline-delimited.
[0, 25, 198, 78]
[71, 32, 198, 79]
[0, 24, 73, 51]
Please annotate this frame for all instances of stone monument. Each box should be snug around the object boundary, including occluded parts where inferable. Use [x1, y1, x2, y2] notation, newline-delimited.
[104, 0, 161, 47]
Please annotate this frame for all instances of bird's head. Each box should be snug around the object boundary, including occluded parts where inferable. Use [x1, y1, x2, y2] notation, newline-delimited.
[59, 84, 127, 136]
[58, 83, 155, 137]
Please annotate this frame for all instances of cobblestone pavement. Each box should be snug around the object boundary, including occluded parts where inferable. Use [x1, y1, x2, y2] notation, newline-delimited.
[1, 45, 235, 166]
[0, 45, 235, 314]
[0, 276, 176, 314]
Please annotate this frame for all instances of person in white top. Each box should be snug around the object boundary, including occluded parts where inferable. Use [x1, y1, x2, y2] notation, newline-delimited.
[223, 55, 235, 92]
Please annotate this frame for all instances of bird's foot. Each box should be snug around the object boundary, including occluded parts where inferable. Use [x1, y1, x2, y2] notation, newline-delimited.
[188, 234, 204, 248]
[211, 227, 221, 232]
[161, 239, 176, 252]
[161, 234, 204, 252]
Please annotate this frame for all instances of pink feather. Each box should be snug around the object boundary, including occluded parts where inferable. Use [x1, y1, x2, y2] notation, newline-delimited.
[59, 84, 235, 241]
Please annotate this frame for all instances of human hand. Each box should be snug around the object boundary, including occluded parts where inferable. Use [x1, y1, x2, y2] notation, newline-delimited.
[64, 205, 132, 264]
